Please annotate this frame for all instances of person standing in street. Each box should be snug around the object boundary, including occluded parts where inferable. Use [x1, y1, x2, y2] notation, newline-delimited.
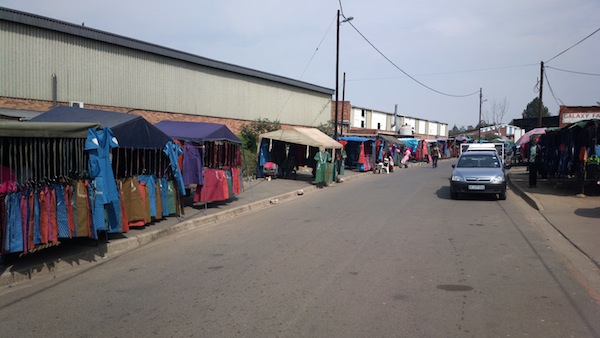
[431, 143, 441, 168]
[529, 138, 541, 188]
[401, 148, 411, 168]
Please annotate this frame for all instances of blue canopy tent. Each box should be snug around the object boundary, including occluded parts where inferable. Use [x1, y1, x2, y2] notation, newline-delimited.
[31, 106, 186, 217]
[154, 120, 241, 144]
[24, 107, 187, 236]
[154, 120, 243, 204]
[31, 106, 172, 150]
[337, 136, 376, 171]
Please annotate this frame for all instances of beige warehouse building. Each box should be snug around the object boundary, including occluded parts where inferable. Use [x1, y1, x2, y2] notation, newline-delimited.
[0, 7, 334, 132]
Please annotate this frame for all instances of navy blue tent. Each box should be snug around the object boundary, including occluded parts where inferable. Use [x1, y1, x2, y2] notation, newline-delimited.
[154, 120, 241, 144]
[31, 106, 172, 149]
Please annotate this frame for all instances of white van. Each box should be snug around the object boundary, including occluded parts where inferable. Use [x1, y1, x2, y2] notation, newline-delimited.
[460, 143, 505, 161]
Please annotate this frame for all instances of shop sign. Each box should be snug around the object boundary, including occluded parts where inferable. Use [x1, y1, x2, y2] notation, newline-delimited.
[562, 112, 600, 124]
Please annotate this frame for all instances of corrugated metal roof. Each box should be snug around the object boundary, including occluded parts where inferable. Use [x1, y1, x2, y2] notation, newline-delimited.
[0, 6, 334, 96]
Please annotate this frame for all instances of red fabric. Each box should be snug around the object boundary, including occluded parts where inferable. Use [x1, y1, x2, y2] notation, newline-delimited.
[194, 168, 229, 203]
[358, 144, 366, 164]
[39, 189, 48, 244]
[48, 187, 58, 243]
[232, 167, 241, 195]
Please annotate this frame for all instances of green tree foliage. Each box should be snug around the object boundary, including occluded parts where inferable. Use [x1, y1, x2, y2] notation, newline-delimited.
[238, 118, 280, 178]
[238, 118, 281, 152]
[522, 97, 551, 119]
[316, 120, 334, 137]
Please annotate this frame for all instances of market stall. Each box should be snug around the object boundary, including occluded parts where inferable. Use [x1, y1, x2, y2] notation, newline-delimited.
[30, 107, 186, 230]
[337, 136, 376, 172]
[0, 121, 103, 256]
[154, 120, 243, 204]
[258, 128, 342, 185]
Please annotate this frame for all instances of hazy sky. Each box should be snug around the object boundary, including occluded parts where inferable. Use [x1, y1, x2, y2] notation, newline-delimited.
[3, 0, 599, 128]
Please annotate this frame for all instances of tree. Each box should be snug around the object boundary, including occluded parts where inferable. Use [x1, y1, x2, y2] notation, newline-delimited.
[450, 125, 460, 135]
[522, 97, 551, 119]
[485, 97, 509, 125]
[238, 118, 281, 152]
[316, 120, 334, 137]
[238, 118, 280, 178]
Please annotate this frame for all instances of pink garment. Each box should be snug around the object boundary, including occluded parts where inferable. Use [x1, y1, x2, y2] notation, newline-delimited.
[401, 149, 411, 165]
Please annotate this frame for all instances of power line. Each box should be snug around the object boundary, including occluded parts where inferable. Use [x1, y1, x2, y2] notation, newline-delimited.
[546, 66, 600, 77]
[543, 70, 564, 107]
[298, 13, 337, 80]
[345, 20, 478, 98]
[545, 27, 600, 63]
[347, 63, 539, 82]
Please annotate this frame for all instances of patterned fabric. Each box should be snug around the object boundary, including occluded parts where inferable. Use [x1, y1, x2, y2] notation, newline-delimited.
[163, 141, 186, 195]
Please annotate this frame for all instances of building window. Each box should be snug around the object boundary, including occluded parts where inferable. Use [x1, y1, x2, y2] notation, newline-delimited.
[361, 121, 365, 128]
[377, 123, 381, 130]
[361, 110, 365, 117]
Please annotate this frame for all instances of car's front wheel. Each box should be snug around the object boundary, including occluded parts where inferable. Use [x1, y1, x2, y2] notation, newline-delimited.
[498, 192, 506, 200]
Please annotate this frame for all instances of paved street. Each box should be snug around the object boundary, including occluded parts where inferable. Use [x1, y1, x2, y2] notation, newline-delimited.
[2, 160, 599, 337]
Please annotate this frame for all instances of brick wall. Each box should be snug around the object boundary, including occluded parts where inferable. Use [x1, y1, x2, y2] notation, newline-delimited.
[0, 97, 294, 134]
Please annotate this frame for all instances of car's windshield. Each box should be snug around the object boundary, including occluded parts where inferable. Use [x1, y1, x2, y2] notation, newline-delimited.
[457, 154, 501, 168]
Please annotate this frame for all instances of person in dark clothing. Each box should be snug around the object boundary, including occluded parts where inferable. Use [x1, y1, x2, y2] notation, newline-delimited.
[528, 138, 541, 188]
[431, 144, 441, 168]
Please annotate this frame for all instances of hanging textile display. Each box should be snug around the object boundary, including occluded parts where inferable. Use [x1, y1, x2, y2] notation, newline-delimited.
[314, 148, 331, 184]
[85, 128, 122, 235]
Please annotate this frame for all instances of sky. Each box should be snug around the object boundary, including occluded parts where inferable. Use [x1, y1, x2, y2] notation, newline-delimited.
[3, 0, 599, 128]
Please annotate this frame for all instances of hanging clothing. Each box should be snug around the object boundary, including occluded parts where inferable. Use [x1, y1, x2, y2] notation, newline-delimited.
[194, 168, 229, 203]
[138, 175, 157, 218]
[85, 128, 122, 234]
[163, 141, 186, 196]
[182, 141, 204, 186]
[119, 177, 147, 227]
[5, 191, 23, 253]
[74, 180, 91, 238]
[314, 151, 331, 184]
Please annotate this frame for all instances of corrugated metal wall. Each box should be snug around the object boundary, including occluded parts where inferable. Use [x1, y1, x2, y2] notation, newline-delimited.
[1, 21, 332, 126]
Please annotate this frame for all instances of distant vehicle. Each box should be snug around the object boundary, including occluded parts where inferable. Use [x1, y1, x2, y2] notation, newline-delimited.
[460, 142, 506, 162]
[450, 150, 507, 200]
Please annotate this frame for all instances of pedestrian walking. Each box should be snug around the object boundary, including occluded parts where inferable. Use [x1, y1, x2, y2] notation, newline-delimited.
[431, 143, 441, 168]
[401, 148, 411, 168]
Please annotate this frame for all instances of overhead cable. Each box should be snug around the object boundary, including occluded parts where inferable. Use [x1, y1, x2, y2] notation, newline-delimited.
[545, 27, 600, 63]
[345, 20, 478, 98]
[546, 66, 600, 77]
[543, 71, 564, 107]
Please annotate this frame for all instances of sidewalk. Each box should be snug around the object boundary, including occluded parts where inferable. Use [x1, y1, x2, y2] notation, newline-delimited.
[506, 165, 600, 271]
[0, 169, 370, 287]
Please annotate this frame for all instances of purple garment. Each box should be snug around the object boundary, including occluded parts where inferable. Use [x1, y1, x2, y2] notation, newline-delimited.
[182, 141, 204, 186]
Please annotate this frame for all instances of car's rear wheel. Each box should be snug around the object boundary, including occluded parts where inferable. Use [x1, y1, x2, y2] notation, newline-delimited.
[498, 192, 506, 200]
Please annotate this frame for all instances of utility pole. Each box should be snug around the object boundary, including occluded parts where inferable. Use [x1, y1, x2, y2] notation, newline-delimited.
[478, 88, 482, 142]
[334, 10, 353, 139]
[538, 61, 544, 128]
[334, 9, 341, 139]
[341, 72, 346, 137]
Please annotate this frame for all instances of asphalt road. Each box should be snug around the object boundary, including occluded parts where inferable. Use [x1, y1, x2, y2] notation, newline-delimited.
[1, 161, 599, 337]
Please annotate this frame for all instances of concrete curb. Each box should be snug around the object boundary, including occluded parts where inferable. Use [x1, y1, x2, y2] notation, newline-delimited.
[1, 171, 377, 287]
[506, 173, 545, 211]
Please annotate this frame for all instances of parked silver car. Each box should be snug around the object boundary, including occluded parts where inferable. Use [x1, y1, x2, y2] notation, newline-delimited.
[449, 150, 507, 200]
